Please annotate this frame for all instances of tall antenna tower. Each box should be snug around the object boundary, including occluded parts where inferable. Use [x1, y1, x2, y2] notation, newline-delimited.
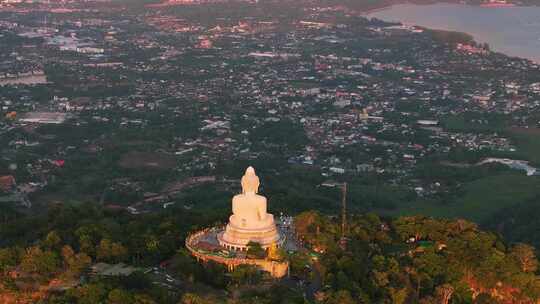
[339, 182, 348, 250]
[44, 0, 50, 26]
[321, 181, 348, 249]
[341, 182, 347, 239]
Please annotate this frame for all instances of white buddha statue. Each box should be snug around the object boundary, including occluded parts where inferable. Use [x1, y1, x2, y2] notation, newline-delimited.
[218, 167, 281, 251]
[230, 167, 274, 229]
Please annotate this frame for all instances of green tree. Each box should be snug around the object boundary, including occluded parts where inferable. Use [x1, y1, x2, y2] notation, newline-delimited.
[393, 216, 429, 241]
[510, 243, 538, 273]
[288, 251, 310, 277]
[230, 265, 262, 285]
[179, 293, 210, 304]
[246, 241, 266, 259]
[134, 294, 157, 304]
[43, 231, 62, 250]
[97, 239, 128, 262]
[324, 290, 355, 304]
[108, 289, 134, 304]
[388, 287, 408, 304]
[20, 246, 60, 277]
[97, 239, 114, 261]
[62, 244, 91, 280]
[68, 283, 107, 304]
[0, 247, 20, 271]
[474, 293, 498, 304]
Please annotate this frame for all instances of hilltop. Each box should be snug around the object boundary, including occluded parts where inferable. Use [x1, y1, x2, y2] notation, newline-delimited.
[1, 204, 539, 303]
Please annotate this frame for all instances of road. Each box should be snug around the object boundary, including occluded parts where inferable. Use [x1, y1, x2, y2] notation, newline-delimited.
[305, 262, 322, 302]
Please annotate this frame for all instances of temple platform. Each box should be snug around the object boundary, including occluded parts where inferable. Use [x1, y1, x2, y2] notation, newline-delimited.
[185, 218, 297, 278]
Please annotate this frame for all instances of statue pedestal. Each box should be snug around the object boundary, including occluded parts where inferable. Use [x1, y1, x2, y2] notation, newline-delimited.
[218, 218, 282, 251]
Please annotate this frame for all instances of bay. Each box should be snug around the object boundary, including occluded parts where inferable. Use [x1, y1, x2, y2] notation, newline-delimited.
[367, 3, 540, 62]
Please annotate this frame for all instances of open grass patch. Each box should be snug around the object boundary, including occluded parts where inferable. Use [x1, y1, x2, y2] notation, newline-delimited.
[389, 173, 540, 223]
[118, 151, 176, 170]
[507, 127, 540, 165]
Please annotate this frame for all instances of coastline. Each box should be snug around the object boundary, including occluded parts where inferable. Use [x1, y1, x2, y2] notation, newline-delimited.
[358, 0, 525, 15]
[364, 2, 540, 63]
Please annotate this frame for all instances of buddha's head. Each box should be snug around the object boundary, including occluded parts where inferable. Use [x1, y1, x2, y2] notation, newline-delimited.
[241, 166, 260, 194]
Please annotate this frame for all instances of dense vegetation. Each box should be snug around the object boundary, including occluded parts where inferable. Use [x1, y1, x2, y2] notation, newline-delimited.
[294, 211, 540, 304]
[0, 203, 221, 303]
[1, 202, 539, 303]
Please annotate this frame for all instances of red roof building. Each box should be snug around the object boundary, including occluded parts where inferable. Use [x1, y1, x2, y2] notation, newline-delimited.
[0, 175, 16, 192]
